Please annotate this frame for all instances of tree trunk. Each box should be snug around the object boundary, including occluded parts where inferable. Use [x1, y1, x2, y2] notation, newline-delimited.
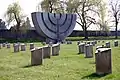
[84, 27, 88, 40]
[115, 25, 118, 39]
[115, 19, 118, 39]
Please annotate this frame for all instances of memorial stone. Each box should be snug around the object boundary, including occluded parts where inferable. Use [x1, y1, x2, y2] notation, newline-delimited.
[0, 44, 1, 49]
[31, 47, 43, 66]
[2, 43, 6, 47]
[7, 43, 10, 48]
[77, 41, 80, 45]
[14, 44, 19, 52]
[95, 48, 112, 75]
[52, 43, 60, 56]
[30, 43, 34, 50]
[43, 45, 51, 59]
[91, 41, 95, 46]
[114, 40, 118, 47]
[95, 40, 97, 44]
[87, 41, 91, 44]
[21, 43, 26, 51]
[106, 42, 110, 48]
[31, 12, 77, 43]
[78, 43, 85, 54]
[84, 44, 93, 58]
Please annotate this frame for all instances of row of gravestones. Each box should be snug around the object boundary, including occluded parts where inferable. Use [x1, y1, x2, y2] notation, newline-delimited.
[95, 40, 119, 49]
[0, 42, 60, 66]
[0, 42, 34, 52]
[77, 41, 97, 58]
[31, 43, 60, 66]
[77, 40, 112, 75]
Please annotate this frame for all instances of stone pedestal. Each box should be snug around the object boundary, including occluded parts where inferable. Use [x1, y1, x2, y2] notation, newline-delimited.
[43, 46, 51, 59]
[95, 48, 112, 75]
[30, 43, 34, 50]
[106, 42, 110, 48]
[21, 44, 26, 51]
[31, 47, 43, 66]
[85, 44, 93, 58]
[14, 44, 19, 52]
[52, 43, 60, 56]
[114, 40, 118, 47]
[78, 43, 85, 54]
[2, 43, 6, 47]
[7, 43, 10, 48]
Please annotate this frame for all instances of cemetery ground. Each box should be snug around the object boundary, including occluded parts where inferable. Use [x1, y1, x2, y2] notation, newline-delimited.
[0, 40, 120, 80]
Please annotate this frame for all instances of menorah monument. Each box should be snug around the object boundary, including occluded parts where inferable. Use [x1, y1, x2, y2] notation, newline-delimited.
[31, 12, 77, 43]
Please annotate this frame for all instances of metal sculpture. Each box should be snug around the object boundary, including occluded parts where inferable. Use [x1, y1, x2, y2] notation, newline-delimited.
[31, 12, 77, 43]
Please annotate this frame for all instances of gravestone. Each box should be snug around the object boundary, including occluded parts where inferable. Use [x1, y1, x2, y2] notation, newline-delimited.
[13, 43, 16, 47]
[30, 43, 34, 50]
[102, 41, 105, 43]
[17, 42, 21, 46]
[114, 40, 118, 47]
[78, 43, 85, 54]
[98, 40, 100, 43]
[69, 41, 72, 44]
[14, 44, 19, 52]
[95, 40, 97, 44]
[7, 43, 10, 48]
[95, 48, 112, 75]
[67, 41, 72, 44]
[2, 43, 6, 47]
[87, 41, 91, 44]
[91, 41, 95, 46]
[61, 40, 66, 44]
[106, 42, 110, 48]
[77, 41, 80, 45]
[43, 45, 51, 59]
[52, 43, 60, 56]
[21, 43, 26, 51]
[0, 44, 1, 49]
[31, 47, 43, 66]
[49, 42, 53, 47]
[84, 44, 93, 58]
[31, 12, 77, 43]
[90, 44, 93, 55]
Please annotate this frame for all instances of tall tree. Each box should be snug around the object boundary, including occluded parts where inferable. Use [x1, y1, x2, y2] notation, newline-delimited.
[109, 0, 120, 39]
[0, 19, 6, 29]
[65, 0, 100, 39]
[5, 2, 26, 39]
[38, 0, 62, 13]
[97, 1, 109, 32]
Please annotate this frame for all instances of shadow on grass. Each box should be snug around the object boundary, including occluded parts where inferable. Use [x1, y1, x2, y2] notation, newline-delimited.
[22, 64, 41, 68]
[81, 73, 109, 79]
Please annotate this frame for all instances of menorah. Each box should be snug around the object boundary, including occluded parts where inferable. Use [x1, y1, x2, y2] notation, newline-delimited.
[31, 12, 77, 43]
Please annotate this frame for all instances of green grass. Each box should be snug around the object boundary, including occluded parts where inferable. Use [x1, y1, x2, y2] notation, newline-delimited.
[0, 40, 120, 80]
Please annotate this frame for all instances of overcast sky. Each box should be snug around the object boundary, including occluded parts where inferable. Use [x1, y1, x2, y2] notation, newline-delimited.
[0, 0, 42, 19]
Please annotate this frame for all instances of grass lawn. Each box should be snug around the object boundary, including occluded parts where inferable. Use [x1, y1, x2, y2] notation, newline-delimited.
[0, 40, 120, 80]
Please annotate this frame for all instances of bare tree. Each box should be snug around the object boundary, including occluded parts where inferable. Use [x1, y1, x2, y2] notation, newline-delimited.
[109, 0, 120, 39]
[64, 0, 101, 39]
